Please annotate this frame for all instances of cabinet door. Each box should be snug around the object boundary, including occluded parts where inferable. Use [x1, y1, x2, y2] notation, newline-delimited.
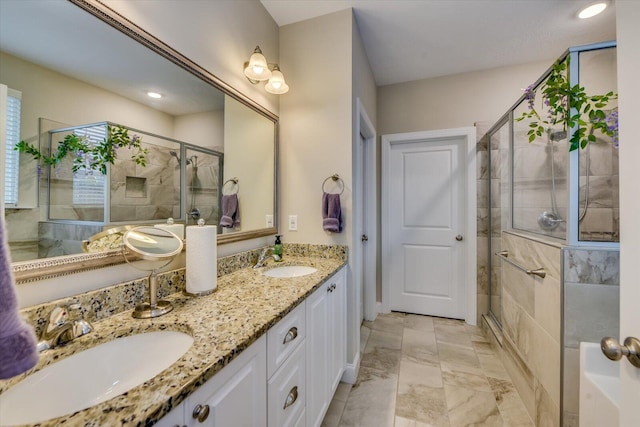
[154, 401, 185, 427]
[186, 335, 267, 427]
[268, 339, 306, 427]
[329, 268, 346, 393]
[305, 281, 330, 427]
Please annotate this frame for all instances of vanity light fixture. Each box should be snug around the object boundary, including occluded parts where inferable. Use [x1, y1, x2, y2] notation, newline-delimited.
[243, 46, 289, 94]
[147, 91, 162, 99]
[578, 2, 607, 19]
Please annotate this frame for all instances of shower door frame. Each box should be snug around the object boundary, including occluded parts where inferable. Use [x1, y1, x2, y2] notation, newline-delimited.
[486, 112, 510, 328]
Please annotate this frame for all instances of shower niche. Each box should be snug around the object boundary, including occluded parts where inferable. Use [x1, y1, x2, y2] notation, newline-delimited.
[39, 121, 222, 257]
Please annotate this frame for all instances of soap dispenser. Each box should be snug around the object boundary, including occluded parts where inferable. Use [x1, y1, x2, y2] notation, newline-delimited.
[274, 235, 283, 261]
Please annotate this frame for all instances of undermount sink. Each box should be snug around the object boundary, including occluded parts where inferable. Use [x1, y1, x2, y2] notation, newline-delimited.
[579, 342, 620, 427]
[0, 331, 193, 426]
[263, 265, 318, 278]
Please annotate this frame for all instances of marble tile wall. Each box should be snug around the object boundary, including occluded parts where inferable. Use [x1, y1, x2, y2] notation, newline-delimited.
[498, 231, 562, 426]
[561, 247, 620, 426]
[110, 144, 181, 222]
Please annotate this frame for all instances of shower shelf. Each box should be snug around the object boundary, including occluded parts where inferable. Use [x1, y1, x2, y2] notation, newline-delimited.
[495, 250, 546, 279]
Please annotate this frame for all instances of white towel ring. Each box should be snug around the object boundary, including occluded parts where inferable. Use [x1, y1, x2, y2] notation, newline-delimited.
[222, 177, 239, 196]
[322, 174, 344, 195]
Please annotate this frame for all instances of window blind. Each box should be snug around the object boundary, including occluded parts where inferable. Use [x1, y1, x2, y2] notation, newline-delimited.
[71, 124, 106, 205]
[4, 88, 21, 206]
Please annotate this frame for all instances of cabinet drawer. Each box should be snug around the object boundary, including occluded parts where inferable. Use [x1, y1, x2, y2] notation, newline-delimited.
[267, 302, 306, 378]
[268, 340, 306, 427]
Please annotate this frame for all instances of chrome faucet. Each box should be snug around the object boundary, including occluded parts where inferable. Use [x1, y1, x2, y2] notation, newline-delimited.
[37, 302, 93, 352]
[253, 247, 281, 269]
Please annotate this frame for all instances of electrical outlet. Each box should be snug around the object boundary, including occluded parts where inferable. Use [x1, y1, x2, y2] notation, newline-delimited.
[288, 215, 298, 231]
[266, 214, 274, 228]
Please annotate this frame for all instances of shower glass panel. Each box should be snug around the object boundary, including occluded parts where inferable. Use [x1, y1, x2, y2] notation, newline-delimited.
[184, 146, 223, 226]
[511, 83, 569, 240]
[487, 118, 510, 326]
[110, 129, 181, 223]
[577, 48, 619, 242]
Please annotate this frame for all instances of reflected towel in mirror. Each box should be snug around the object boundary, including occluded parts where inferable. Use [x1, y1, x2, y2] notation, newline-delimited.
[220, 194, 240, 228]
[0, 215, 38, 379]
[322, 192, 343, 233]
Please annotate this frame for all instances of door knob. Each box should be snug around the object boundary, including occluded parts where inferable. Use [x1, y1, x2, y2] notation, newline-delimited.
[361, 234, 369, 242]
[455, 235, 463, 241]
[601, 336, 640, 368]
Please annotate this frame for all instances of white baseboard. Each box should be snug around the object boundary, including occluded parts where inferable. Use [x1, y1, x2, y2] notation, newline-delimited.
[376, 302, 384, 314]
[341, 351, 360, 384]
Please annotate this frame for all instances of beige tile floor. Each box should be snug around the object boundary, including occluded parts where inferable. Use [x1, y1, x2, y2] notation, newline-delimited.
[322, 312, 534, 427]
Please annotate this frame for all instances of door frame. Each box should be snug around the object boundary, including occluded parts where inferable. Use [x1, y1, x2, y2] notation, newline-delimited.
[354, 98, 378, 323]
[381, 127, 477, 325]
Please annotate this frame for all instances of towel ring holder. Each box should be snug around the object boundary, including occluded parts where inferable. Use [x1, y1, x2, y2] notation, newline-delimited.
[222, 177, 239, 196]
[322, 174, 344, 195]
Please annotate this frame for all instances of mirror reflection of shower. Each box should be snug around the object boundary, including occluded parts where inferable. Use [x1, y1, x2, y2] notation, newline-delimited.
[187, 155, 201, 223]
[538, 129, 568, 231]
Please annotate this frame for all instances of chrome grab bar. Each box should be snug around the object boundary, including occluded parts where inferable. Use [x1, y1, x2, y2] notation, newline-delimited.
[495, 250, 546, 279]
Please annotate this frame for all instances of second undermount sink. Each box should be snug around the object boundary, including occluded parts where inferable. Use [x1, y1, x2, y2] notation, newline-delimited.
[0, 331, 193, 426]
[263, 265, 318, 278]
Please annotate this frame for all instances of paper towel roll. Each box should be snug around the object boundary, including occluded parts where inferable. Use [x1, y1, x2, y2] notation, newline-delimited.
[154, 223, 184, 240]
[186, 225, 217, 295]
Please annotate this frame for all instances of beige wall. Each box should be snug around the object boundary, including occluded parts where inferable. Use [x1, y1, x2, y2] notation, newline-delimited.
[279, 10, 353, 245]
[174, 110, 224, 152]
[377, 60, 552, 135]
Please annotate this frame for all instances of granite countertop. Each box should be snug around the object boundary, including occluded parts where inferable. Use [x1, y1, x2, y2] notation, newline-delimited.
[2, 255, 346, 427]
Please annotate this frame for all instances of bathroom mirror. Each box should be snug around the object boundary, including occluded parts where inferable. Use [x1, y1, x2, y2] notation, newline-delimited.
[2, 0, 278, 281]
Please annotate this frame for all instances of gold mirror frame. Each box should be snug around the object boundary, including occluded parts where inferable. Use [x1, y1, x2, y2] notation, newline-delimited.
[12, 0, 278, 284]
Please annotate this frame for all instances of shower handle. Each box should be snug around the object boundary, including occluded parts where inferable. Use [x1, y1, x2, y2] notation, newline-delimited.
[455, 235, 463, 241]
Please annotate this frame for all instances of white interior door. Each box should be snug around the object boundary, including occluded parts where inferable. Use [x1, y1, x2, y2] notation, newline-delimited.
[383, 133, 466, 319]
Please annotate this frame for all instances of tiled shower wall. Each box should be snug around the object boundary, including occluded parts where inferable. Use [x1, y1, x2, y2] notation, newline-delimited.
[500, 231, 562, 426]
[561, 248, 620, 427]
[110, 144, 181, 222]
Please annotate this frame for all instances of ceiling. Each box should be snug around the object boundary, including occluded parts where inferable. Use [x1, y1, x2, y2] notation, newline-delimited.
[260, 0, 617, 86]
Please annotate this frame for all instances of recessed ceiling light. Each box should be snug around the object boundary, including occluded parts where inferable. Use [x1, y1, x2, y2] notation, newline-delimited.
[147, 91, 162, 99]
[578, 2, 607, 19]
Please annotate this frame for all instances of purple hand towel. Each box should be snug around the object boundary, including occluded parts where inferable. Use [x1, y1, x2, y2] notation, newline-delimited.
[219, 194, 240, 228]
[322, 192, 343, 233]
[0, 215, 38, 379]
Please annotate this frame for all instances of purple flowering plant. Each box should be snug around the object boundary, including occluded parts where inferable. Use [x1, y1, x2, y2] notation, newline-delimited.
[516, 58, 618, 151]
[15, 124, 148, 175]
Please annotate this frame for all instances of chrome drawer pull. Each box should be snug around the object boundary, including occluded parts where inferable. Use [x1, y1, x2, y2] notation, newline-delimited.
[192, 404, 210, 422]
[283, 385, 298, 410]
[283, 326, 298, 344]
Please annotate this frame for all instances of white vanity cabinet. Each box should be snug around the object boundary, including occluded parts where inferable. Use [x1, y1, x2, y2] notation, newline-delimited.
[155, 266, 346, 427]
[306, 267, 346, 427]
[184, 335, 267, 427]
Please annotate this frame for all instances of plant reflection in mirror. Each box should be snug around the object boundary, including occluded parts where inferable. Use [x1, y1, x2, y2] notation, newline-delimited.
[15, 124, 148, 175]
[515, 58, 618, 151]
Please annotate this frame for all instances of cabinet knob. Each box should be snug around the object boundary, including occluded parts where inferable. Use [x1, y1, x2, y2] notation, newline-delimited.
[283, 385, 299, 410]
[283, 326, 298, 344]
[192, 404, 210, 423]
